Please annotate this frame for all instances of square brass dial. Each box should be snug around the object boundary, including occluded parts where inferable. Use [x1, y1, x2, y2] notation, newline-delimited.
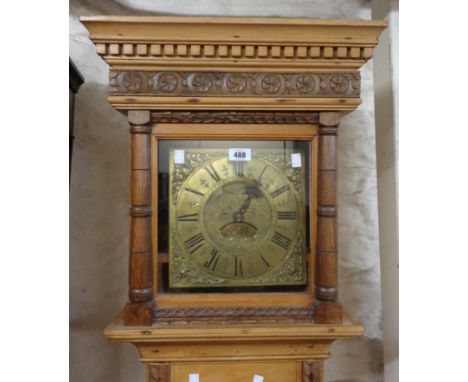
[168, 147, 308, 288]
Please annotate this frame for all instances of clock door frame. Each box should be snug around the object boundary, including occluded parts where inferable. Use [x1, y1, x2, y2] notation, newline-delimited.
[151, 122, 319, 318]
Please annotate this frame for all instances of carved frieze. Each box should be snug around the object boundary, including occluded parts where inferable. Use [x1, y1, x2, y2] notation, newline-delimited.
[153, 306, 314, 319]
[110, 71, 360, 97]
[151, 111, 319, 124]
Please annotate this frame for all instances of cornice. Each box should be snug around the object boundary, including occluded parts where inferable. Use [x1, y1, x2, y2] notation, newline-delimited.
[82, 16, 386, 111]
[81, 16, 387, 72]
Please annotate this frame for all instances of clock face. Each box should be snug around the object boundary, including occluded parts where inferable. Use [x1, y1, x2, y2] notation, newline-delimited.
[169, 148, 307, 288]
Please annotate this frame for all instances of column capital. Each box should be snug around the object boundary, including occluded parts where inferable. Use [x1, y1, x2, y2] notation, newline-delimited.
[128, 110, 151, 125]
[319, 111, 342, 127]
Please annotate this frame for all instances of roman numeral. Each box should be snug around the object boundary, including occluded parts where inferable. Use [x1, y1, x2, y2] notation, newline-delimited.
[204, 164, 221, 182]
[234, 256, 243, 277]
[271, 231, 292, 249]
[277, 211, 297, 220]
[271, 184, 289, 198]
[184, 187, 205, 197]
[204, 249, 221, 271]
[257, 165, 268, 184]
[234, 162, 244, 177]
[184, 233, 205, 254]
[177, 213, 199, 222]
[260, 254, 270, 268]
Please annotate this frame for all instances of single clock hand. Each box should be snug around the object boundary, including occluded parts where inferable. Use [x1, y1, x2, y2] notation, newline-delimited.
[233, 194, 252, 222]
[232, 184, 263, 222]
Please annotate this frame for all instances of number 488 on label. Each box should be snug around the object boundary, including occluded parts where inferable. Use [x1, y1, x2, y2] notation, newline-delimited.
[228, 148, 251, 161]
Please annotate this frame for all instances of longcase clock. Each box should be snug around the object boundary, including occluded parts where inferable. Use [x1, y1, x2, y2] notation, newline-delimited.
[82, 16, 386, 382]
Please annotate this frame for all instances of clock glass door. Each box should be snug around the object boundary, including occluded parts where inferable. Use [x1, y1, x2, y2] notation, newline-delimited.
[157, 140, 312, 292]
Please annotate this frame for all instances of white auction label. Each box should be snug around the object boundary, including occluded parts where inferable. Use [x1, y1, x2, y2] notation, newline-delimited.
[228, 148, 251, 161]
[174, 150, 185, 164]
[189, 374, 199, 382]
[291, 153, 302, 168]
[253, 375, 264, 382]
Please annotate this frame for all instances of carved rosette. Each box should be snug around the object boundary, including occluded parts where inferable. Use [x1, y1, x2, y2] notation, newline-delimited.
[110, 71, 360, 97]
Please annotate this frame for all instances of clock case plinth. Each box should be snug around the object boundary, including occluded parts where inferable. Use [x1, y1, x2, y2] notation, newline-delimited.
[82, 15, 386, 382]
[104, 311, 363, 382]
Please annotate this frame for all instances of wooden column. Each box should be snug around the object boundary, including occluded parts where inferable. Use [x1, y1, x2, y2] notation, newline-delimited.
[315, 112, 342, 324]
[124, 110, 153, 326]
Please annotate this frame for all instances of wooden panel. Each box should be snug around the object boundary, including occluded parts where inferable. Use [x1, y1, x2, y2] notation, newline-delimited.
[108, 96, 362, 111]
[155, 292, 314, 308]
[152, 123, 317, 139]
[104, 314, 364, 342]
[172, 361, 298, 382]
[139, 341, 331, 362]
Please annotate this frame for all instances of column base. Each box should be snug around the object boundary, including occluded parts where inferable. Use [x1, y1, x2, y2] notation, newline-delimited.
[124, 302, 153, 326]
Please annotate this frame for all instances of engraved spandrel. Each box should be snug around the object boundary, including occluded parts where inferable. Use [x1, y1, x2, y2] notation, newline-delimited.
[171, 229, 227, 286]
[171, 150, 225, 204]
[252, 230, 306, 284]
[255, 151, 304, 194]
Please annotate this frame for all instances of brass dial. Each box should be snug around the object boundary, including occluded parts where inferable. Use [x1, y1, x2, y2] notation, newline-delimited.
[169, 148, 307, 288]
